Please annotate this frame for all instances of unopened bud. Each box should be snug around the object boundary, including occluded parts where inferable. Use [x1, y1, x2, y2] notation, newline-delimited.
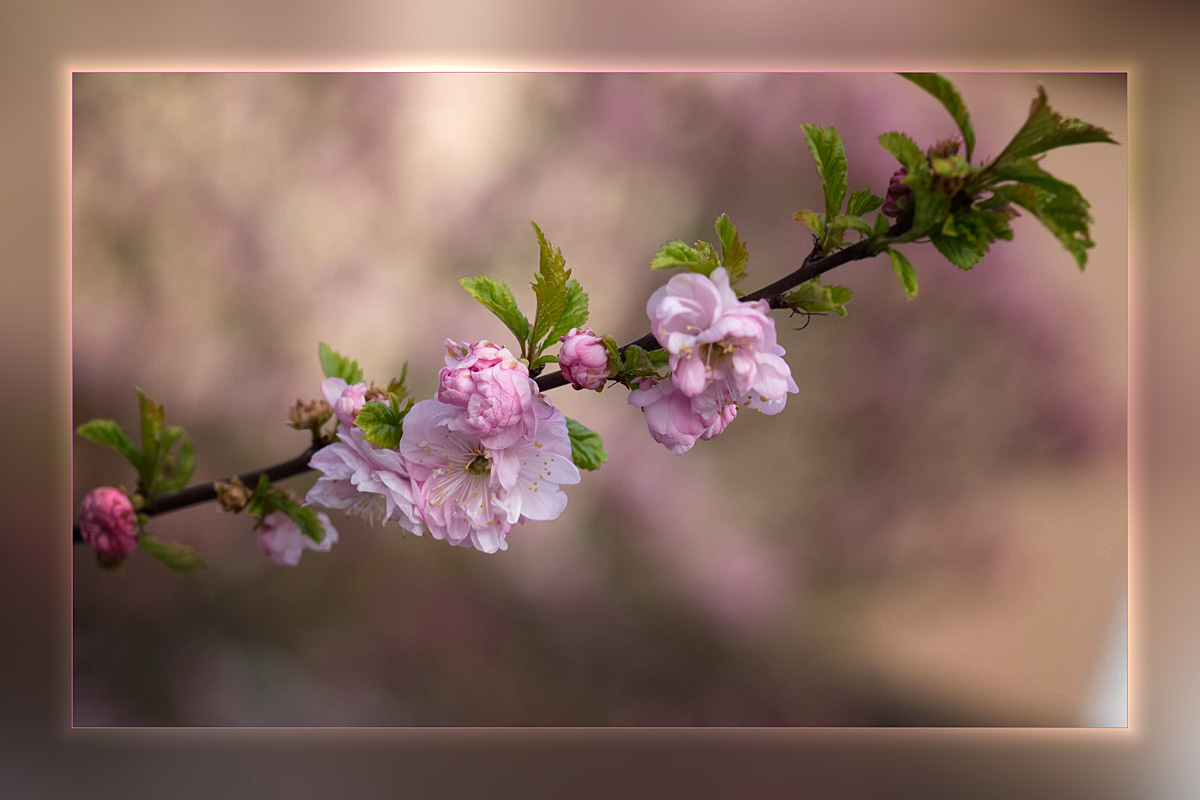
[215, 478, 250, 512]
[927, 135, 962, 159]
[288, 397, 333, 431]
[78, 487, 139, 566]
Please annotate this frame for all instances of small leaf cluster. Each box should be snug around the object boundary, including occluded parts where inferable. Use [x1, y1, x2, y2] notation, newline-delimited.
[793, 125, 885, 256]
[77, 389, 198, 499]
[651, 213, 750, 287]
[459, 221, 591, 371]
[879, 77, 1115, 273]
[609, 342, 671, 387]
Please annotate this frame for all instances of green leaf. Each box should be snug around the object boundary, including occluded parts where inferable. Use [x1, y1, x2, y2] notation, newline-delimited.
[277, 497, 328, 544]
[246, 473, 271, 516]
[872, 212, 891, 237]
[905, 176, 954, 240]
[783, 277, 852, 318]
[886, 248, 918, 299]
[386, 363, 410, 401]
[792, 209, 826, 240]
[154, 427, 196, 493]
[76, 419, 142, 468]
[931, 233, 988, 270]
[801, 123, 849, 230]
[545, 279, 590, 344]
[354, 397, 413, 450]
[138, 535, 206, 574]
[714, 214, 749, 284]
[897, 73, 977, 161]
[529, 221, 572, 353]
[459, 276, 531, 349]
[846, 189, 884, 218]
[620, 344, 660, 379]
[827, 214, 873, 236]
[565, 417, 607, 471]
[650, 239, 719, 277]
[318, 343, 364, 384]
[993, 85, 1116, 166]
[136, 389, 166, 491]
[930, 206, 1014, 270]
[878, 131, 925, 172]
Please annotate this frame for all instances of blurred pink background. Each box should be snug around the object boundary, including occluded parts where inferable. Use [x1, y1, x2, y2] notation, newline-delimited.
[71, 72, 1127, 726]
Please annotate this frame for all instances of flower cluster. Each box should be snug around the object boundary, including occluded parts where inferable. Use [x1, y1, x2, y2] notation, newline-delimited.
[303, 340, 580, 557]
[630, 267, 798, 454]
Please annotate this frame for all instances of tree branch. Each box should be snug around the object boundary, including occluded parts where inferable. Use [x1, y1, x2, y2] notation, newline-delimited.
[73, 234, 891, 543]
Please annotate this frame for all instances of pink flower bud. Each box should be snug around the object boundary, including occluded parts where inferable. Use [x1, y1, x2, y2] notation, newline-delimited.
[78, 487, 139, 565]
[321, 378, 369, 426]
[557, 328, 611, 391]
[881, 167, 912, 219]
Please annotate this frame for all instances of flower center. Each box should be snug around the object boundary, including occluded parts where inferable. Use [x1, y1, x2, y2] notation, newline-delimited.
[466, 454, 491, 477]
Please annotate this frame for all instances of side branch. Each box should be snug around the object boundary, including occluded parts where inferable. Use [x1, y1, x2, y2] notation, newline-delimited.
[73, 236, 889, 541]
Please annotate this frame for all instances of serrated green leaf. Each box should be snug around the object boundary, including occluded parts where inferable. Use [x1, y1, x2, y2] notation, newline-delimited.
[565, 417, 607, 471]
[886, 248, 918, 299]
[246, 473, 271, 516]
[138, 535, 206, 573]
[897, 73, 976, 161]
[136, 389, 166, 492]
[354, 398, 412, 450]
[993, 86, 1117, 166]
[846, 189, 884, 217]
[930, 231, 988, 270]
[531, 353, 560, 369]
[278, 497, 327, 544]
[878, 131, 926, 172]
[545, 279, 590, 344]
[647, 349, 671, 368]
[714, 214, 749, 284]
[650, 239, 719, 277]
[76, 419, 143, 469]
[386, 363, 410, 401]
[802, 123, 849, 225]
[793, 209, 826, 239]
[620, 344, 657, 378]
[318, 343, 364, 384]
[783, 277, 852, 318]
[930, 155, 972, 179]
[459, 277, 531, 349]
[872, 212, 891, 236]
[529, 221, 572, 353]
[828, 214, 873, 235]
[155, 427, 196, 493]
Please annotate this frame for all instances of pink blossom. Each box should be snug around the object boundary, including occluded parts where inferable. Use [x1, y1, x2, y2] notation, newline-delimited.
[647, 266, 798, 414]
[627, 377, 737, 455]
[557, 328, 611, 391]
[321, 377, 369, 427]
[305, 426, 423, 534]
[399, 396, 580, 554]
[437, 339, 539, 449]
[257, 510, 338, 567]
[78, 487, 139, 565]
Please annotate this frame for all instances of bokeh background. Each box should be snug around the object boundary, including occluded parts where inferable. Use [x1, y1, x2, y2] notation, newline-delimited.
[71, 72, 1127, 727]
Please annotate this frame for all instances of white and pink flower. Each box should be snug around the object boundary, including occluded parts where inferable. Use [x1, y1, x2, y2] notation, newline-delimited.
[627, 377, 738, 455]
[438, 339, 539, 450]
[633, 266, 798, 452]
[257, 510, 339, 567]
[399, 396, 580, 554]
[648, 267, 797, 410]
[305, 425, 423, 534]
